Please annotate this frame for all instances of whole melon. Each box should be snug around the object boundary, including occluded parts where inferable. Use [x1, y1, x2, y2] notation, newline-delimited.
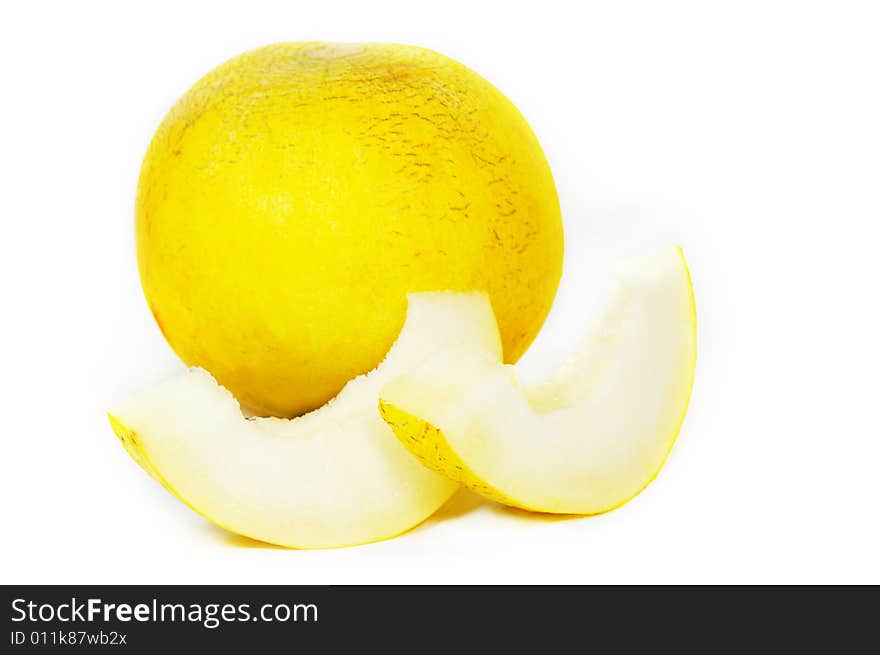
[137, 43, 563, 417]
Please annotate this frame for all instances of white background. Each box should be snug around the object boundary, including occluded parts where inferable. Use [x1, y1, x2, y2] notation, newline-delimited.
[2, 1, 878, 584]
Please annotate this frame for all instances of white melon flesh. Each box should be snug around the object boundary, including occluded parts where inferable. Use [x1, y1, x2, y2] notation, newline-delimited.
[379, 246, 697, 515]
[109, 292, 501, 548]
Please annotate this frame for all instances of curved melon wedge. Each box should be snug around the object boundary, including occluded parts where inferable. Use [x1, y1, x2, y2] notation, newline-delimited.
[108, 292, 501, 549]
[379, 247, 696, 515]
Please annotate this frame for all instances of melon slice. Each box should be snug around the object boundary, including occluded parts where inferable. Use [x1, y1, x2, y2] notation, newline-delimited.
[379, 246, 696, 514]
[108, 292, 501, 548]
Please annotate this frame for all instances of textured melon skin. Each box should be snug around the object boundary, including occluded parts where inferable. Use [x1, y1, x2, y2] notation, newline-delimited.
[137, 42, 564, 417]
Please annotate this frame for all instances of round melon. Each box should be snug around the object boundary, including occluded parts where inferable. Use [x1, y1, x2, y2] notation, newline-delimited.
[137, 42, 563, 417]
